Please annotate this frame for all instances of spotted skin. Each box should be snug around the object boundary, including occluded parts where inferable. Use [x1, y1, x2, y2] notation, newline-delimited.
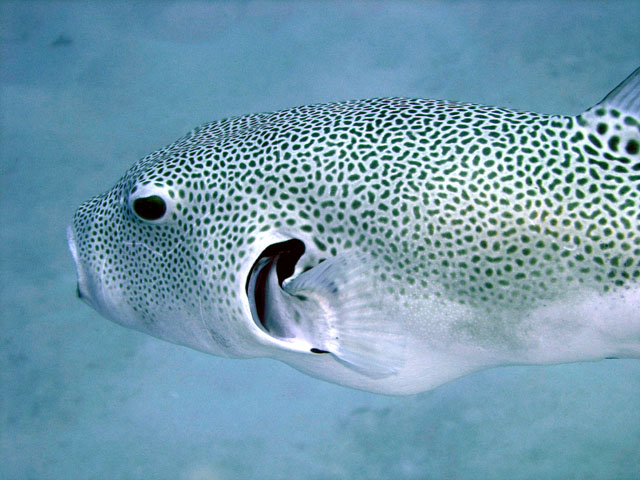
[69, 71, 640, 394]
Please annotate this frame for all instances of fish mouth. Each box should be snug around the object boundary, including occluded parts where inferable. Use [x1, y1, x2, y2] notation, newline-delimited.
[66, 224, 87, 300]
[66, 223, 113, 316]
[67, 222, 139, 329]
[245, 239, 305, 337]
[67, 223, 98, 309]
[66, 224, 79, 268]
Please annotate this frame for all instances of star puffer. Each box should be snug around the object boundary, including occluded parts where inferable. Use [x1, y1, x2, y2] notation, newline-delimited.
[68, 67, 640, 395]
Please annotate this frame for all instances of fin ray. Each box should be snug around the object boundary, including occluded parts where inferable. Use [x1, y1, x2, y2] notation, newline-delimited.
[285, 254, 406, 379]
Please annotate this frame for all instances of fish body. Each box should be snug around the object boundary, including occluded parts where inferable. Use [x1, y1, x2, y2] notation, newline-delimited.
[68, 68, 640, 394]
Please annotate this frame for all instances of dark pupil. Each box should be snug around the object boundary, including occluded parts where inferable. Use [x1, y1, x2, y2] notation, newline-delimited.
[133, 195, 166, 220]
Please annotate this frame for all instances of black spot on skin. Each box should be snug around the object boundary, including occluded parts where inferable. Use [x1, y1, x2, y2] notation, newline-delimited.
[626, 140, 638, 155]
[310, 348, 329, 354]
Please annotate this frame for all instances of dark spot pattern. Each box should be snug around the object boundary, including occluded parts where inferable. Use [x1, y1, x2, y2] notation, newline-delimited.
[72, 98, 640, 327]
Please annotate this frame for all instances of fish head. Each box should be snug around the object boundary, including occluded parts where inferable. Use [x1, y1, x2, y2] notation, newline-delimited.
[67, 128, 328, 360]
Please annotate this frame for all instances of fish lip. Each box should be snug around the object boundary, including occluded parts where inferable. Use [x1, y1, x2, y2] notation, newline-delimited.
[66, 223, 86, 298]
[67, 223, 96, 309]
[66, 223, 79, 266]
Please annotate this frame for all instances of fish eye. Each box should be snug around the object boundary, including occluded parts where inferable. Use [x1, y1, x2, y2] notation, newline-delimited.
[128, 185, 174, 223]
[132, 195, 167, 221]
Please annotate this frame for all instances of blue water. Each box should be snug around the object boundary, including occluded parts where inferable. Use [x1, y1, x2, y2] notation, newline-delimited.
[1, 2, 639, 479]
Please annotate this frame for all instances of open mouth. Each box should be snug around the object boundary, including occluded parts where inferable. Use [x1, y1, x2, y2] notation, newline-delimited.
[245, 239, 305, 337]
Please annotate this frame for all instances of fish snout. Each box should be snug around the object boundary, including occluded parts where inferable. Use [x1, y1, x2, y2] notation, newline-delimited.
[66, 221, 150, 331]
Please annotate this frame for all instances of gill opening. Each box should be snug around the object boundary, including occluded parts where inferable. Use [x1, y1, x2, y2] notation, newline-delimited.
[245, 239, 305, 333]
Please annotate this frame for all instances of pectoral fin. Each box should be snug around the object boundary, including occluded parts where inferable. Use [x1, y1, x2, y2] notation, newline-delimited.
[247, 246, 406, 379]
[284, 254, 407, 379]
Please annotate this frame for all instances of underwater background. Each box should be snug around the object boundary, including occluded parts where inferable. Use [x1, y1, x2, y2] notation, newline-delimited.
[1, 1, 639, 479]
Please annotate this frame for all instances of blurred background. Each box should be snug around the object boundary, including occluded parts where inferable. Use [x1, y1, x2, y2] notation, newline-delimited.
[1, 2, 639, 479]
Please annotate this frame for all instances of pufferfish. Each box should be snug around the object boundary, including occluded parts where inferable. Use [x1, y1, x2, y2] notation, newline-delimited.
[67, 67, 640, 395]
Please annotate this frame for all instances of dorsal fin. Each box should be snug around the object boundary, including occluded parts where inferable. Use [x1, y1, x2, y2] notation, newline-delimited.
[593, 66, 640, 115]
